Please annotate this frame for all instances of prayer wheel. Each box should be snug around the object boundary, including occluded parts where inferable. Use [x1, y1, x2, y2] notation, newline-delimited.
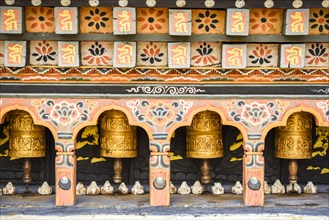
[186, 111, 224, 184]
[100, 110, 137, 183]
[275, 112, 312, 193]
[8, 110, 46, 192]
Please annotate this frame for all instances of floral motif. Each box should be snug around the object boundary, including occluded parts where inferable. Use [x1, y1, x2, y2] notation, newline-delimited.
[85, 8, 109, 30]
[82, 42, 112, 65]
[194, 10, 219, 32]
[140, 42, 164, 64]
[50, 101, 80, 126]
[309, 9, 329, 33]
[306, 43, 329, 65]
[191, 42, 218, 65]
[248, 45, 273, 65]
[31, 40, 56, 63]
[26, 7, 54, 32]
[317, 100, 329, 120]
[241, 102, 271, 126]
[137, 8, 168, 33]
[146, 102, 176, 126]
[249, 9, 282, 34]
[80, 7, 112, 33]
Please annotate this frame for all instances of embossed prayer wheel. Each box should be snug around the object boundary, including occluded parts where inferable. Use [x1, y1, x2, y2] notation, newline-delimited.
[186, 111, 224, 184]
[8, 110, 46, 192]
[100, 110, 137, 183]
[275, 112, 313, 193]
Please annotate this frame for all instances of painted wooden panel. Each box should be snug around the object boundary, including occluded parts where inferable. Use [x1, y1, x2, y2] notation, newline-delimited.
[79, 7, 112, 33]
[192, 9, 225, 34]
[222, 44, 247, 69]
[280, 44, 305, 68]
[113, 7, 136, 35]
[58, 41, 80, 67]
[226, 9, 249, 36]
[55, 7, 78, 34]
[136, 8, 169, 34]
[113, 41, 136, 68]
[247, 44, 279, 67]
[191, 42, 221, 67]
[169, 9, 192, 36]
[4, 41, 26, 67]
[137, 42, 167, 67]
[81, 41, 113, 66]
[30, 41, 58, 65]
[0, 6, 23, 34]
[309, 8, 329, 35]
[168, 42, 190, 68]
[305, 43, 329, 67]
[25, 7, 55, 33]
[249, 9, 283, 35]
[284, 9, 309, 35]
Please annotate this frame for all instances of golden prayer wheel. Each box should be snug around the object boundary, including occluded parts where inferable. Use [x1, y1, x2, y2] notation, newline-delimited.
[275, 112, 313, 192]
[8, 110, 46, 192]
[186, 111, 224, 184]
[100, 110, 137, 183]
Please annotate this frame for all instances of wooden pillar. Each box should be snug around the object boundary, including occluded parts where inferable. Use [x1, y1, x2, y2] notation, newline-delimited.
[55, 140, 76, 206]
[149, 140, 170, 206]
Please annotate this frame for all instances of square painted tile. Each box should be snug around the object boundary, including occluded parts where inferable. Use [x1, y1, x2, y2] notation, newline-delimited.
[0, 41, 4, 65]
[309, 8, 329, 35]
[137, 42, 167, 67]
[169, 9, 192, 36]
[113, 42, 136, 68]
[81, 41, 113, 66]
[4, 41, 26, 67]
[305, 43, 329, 67]
[192, 10, 225, 34]
[58, 41, 79, 67]
[226, 9, 249, 36]
[284, 9, 309, 35]
[191, 42, 221, 67]
[247, 44, 279, 67]
[168, 42, 190, 68]
[80, 7, 112, 33]
[249, 9, 283, 35]
[0, 6, 23, 34]
[25, 7, 55, 33]
[136, 8, 168, 34]
[113, 7, 136, 35]
[280, 44, 305, 68]
[30, 41, 58, 65]
[55, 7, 78, 34]
[222, 44, 247, 69]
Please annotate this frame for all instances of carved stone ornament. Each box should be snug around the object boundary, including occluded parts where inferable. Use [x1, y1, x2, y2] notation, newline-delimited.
[119, 0, 128, 7]
[87, 181, 101, 195]
[264, 181, 271, 194]
[286, 182, 302, 194]
[211, 182, 224, 195]
[205, 0, 215, 8]
[271, 179, 285, 194]
[131, 181, 145, 195]
[5, 0, 15, 5]
[61, 0, 71, 6]
[118, 182, 129, 195]
[89, 0, 99, 7]
[235, 0, 245, 8]
[76, 182, 87, 195]
[176, 0, 186, 7]
[3, 182, 16, 195]
[323, 0, 329, 8]
[31, 0, 42, 6]
[303, 181, 318, 194]
[100, 181, 114, 195]
[170, 182, 177, 194]
[38, 181, 52, 195]
[146, 0, 156, 7]
[178, 181, 191, 195]
[292, 0, 303, 8]
[264, 0, 274, 8]
[191, 181, 204, 195]
[232, 181, 243, 195]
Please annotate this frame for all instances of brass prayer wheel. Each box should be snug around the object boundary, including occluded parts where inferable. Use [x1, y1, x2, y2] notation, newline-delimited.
[186, 111, 224, 159]
[186, 111, 224, 184]
[100, 110, 137, 183]
[8, 110, 46, 158]
[275, 112, 312, 159]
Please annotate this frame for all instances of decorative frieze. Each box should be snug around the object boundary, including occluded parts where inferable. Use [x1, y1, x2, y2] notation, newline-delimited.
[58, 41, 80, 67]
[284, 9, 309, 35]
[226, 9, 249, 36]
[280, 44, 305, 68]
[169, 9, 192, 36]
[168, 42, 190, 68]
[113, 7, 136, 35]
[222, 44, 247, 68]
[55, 7, 78, 34]
[4, 41, 26, 67]
[0, 6, 23, 34]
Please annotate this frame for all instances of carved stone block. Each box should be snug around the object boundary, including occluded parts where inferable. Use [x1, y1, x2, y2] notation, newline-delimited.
[76, 182, 87, 195]
[169, 9, 192, 36]
[0, 6, 23, 34]
[131, 181, 145, 195]
[222, 44, 247, 69]
[25, 7, 55, 33]
[81, 41, 113, 66]
[177, 181, 191, 195]
[38, 181, 52, 195]
[86, 181, 100, 195]
[271, 179, 285, 194]
[55, 7, 78, 34]
[100, 181, 114, 195]
[191, 42, 221, 67]
[280, 44, 305, 68]
[232, 181, 243, 195]
[211, 182, 224, 195]
[226, 9, 249, 36]
[303, 181, 318, 194]
[192, 9, 225, 34]
[284, 9, 309, 35]
[191, 181, 204, 194]
[4, 41, 26, 67]
[113, 7, 136, 35]
[58, 41, 80, 67]
[3, 182, 16, 195]
[247, 44, 279, 67]
[79, 7, 112, 33]
[137, 42, 167, 67]
[168, 42, 190, 68]
[30, 41, 58, 65]
[113, 41, 136, 68]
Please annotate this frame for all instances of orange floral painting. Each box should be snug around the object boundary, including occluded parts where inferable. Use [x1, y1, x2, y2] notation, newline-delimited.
[26, 7, 54, 33]
[137, 8, 168, 34]
[249, 9, 283, 34]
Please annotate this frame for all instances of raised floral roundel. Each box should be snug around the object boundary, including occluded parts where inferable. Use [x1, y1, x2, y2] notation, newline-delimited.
[192, 9, 225, 34]
[80, 7, 113, 33]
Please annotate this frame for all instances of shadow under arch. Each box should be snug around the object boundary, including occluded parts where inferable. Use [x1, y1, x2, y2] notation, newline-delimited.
[0, 105, 58, 140]
[72, 105, 153, 141]
[260, 105, 328, 141]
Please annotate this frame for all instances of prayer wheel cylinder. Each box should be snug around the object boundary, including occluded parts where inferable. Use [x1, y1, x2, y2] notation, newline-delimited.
[100, 110, 137, 158]
[8, 110, 46, 158]
[275, 112, 312, 159]
[186, 111, 224, 159]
